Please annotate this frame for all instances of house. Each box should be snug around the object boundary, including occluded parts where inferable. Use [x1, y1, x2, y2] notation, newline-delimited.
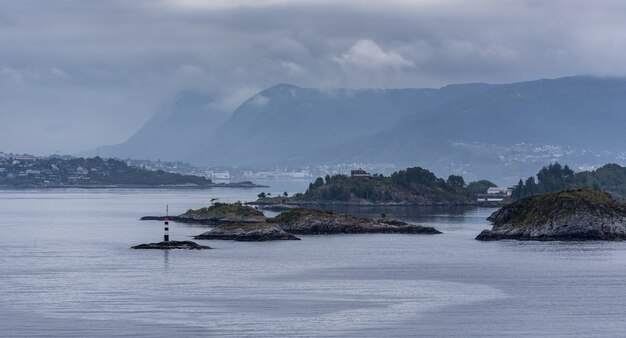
[351, 168, 371, 178]
[75, 166, 89, 175]
[487, 187, 513, 196]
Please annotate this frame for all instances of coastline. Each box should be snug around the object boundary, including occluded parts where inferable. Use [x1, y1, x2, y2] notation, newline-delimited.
[0, 183, 269, 189]
[248, 200, 479, 207]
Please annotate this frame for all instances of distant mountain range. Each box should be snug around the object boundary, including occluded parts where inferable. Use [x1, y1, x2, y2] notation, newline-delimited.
[93, 76, 626, 184]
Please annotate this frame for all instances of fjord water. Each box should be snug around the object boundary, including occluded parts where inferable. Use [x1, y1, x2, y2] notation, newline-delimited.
[2, 186, 626, 337]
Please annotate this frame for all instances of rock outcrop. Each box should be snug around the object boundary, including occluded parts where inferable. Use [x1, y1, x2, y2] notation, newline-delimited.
[194, 223, 300, 241]
[141, 202, 265, 225]
[131, 241, 211, 250]
[143, 204, 441, 241]
[476, 188, 626, 241]
[268, 208, 442, 235]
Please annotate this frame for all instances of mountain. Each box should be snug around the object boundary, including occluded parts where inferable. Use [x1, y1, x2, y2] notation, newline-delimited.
[93, 76, 626, 183]
[94, 91, 230, 161]
[191, 83, 493, 166]
[304, 76, 626, 182]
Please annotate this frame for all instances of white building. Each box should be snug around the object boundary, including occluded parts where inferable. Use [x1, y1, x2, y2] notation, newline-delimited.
[487, 187, 513, 196]
[207, 171, 230, 180]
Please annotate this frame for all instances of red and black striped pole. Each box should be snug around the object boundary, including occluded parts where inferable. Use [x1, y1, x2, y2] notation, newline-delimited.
[164, 205, 170, 242]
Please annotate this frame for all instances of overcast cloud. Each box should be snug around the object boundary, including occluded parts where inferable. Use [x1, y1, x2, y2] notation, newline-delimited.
[2, 0, 626, 154]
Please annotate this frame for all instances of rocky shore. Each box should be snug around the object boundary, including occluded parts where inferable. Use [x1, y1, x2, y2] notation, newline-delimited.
[195, 223, 300, 241]
[476, 188, 626, 241]
[250, 199, 476, 208]
[268, 208, 442, 235]
[142, 202, 441, 242]
[131, 241, 211, 250]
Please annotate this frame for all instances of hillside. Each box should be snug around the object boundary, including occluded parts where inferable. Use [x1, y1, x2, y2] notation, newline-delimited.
[308, 76, 626, 182]
[92, 76, 626, 182]
[255, 166, 475, 205]
[95, 91, 230, 161]
[192, 83, 493, 166]
[0, 156, 213, 187]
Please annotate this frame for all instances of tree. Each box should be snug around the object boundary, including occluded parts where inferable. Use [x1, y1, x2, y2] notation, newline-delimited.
[524, 176, 539, 196]
[446, 175, 466, 188]
[283, 191, 288, 197]
[511, 179, 524, 200]
[313, 177, 324, 189]
[536, 162, 575, 192]
[257, 192, 266, 199]
[467, 180, 497, 194]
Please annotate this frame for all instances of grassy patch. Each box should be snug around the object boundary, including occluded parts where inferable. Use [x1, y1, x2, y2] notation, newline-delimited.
[218, 222, 274, 230]
[184, 202, 264, 218]
[505, 187, 624, 226]
[267, 208, 336, 223]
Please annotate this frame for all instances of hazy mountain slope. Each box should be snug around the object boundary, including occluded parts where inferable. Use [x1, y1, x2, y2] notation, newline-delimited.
[309, 76, 626, 182]
[399, 76, 626, 148]
[192, 83, 493, 166]
[95, 91, 230, 161]
[92, 76, 626, 184]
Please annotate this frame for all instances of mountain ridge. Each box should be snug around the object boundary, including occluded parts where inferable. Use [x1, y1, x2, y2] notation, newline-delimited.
[92, 76, 626, 182]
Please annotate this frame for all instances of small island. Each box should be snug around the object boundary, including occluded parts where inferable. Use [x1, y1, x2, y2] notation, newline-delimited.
[476, 188, 626, 241]
[251, 166, 476, 207]
[189, 206, 441, 241]
[0, 155, 265, 188]
[269, 208, 442, 235]
[142, 201, 442, 241]
[131, 240, 211, 250]
[141, 202, 265, 225]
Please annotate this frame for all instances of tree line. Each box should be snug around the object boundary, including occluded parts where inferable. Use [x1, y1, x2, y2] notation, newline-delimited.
[511, 162, 626, 200]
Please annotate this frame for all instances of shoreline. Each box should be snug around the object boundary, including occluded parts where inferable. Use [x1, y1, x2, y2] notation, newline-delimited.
[248, 200, 480, 207]
[0, 183, 269, 190]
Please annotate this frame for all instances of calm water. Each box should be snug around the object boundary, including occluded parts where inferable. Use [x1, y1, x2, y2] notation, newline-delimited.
[2, 185, 626, 337]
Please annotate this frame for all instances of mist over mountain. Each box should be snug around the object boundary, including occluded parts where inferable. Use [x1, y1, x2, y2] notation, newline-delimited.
[94, 91, 230, 161]
[95, 76, 626, 183]
[192, 83, 493, 166]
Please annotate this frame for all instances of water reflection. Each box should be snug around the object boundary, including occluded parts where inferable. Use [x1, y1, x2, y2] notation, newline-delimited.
[163, 249, 169, 270]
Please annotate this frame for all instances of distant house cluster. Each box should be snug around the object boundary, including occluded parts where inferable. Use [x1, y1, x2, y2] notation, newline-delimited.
[0, 154, 110, 186]
[242, 169, 312, 180]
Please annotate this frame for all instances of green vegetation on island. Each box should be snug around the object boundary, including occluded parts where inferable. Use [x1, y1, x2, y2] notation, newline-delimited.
[183, 202, 264, 218]
[466, 180, 497, 195]
[290, 167, 475, 205]
[194, 222, 300, 241]
[511, 163, 626, 200]
[267, 207, 442, 235]
[142, 201, 266, 225]
[143, 201, 442, 241]
[0, 155, 263, 188]
[191, 206, 441, 240]
[0, 156, 213, 187]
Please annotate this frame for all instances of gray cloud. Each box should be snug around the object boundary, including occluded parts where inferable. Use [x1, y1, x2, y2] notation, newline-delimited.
[1, 0, 626, 154]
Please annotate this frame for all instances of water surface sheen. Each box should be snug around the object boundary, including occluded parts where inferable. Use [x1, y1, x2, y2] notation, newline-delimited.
[1, 188, 626, 337]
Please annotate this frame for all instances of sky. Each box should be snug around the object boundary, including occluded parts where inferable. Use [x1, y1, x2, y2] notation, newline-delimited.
[2, 0, 626, 154]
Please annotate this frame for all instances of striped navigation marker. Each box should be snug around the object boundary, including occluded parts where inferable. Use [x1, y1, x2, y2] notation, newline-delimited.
[164, 205, 170, 242]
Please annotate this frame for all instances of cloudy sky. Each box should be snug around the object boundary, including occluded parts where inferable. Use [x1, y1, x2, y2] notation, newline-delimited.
[2, 0, 626, 154]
